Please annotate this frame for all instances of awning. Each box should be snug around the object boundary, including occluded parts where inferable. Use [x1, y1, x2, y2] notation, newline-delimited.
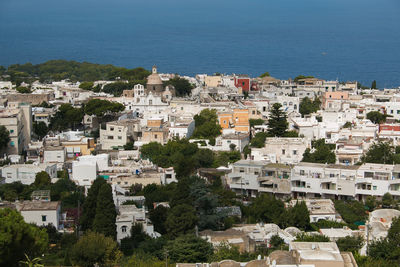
[262, 180, 274, 185]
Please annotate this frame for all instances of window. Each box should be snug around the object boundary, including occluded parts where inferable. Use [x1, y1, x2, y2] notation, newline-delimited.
[42, 215, 47, 222]
[110, 127, 114, 131]
[397, 110, 400, 114]
[341, 95, 343, 99]
[10, 141, 14, 147]
[300, 170, 305, 175]
[154, 134, 158, 139]
[391, 110, 394, 114]
[149, 100, 153, 105]
[107, 136, 114, 140]
[373, 186, 377, 190]
[293, 150, 297, 155]
[282, 149, 285, 155]
[10, 129, 14, 133]
[121, 226, 127, 233]
[118, 136, 122, 140]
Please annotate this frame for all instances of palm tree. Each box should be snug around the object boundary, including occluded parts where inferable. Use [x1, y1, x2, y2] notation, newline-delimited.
[19, 254, 44, 267]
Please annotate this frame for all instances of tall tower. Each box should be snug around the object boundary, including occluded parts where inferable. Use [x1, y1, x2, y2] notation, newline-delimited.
[152, 65, 157, 74]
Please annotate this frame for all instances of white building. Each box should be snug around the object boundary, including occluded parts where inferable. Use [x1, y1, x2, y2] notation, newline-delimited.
[17, 201, 61, 229]
[71, 154, 110, 188]
[115, 204, 159, 243]
[1, 163, 57, 185]
[251, 137, 309, 164]
[43, 146, 66, 163]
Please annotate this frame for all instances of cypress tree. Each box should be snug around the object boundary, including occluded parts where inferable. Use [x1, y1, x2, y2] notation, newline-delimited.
[80, 178, 106, 231]
[371, 80, 377, 89]
[92, 183, 117, 239]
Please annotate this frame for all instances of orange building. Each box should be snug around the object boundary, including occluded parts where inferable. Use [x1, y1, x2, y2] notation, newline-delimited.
[218, 109, 250, 133]
[322, 92, 349, 109]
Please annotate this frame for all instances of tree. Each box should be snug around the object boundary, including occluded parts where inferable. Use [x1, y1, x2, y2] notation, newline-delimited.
[301, 139, 336, 164]
[365, 196, 377, 212]
[0, 125, 10, 150]
[84, 98, 125, 118]
[124, 141, 135, 150]
[33, 122, 48, 140]
[250, 132, 268, 148]
[361, 142, 396, 164]
[120, 223, 149, 256]
[299, 97, 321, 117]
[79, 81, 94, 90]
[69, 231, 122, 267]
[270, 235, 285, 249]
[369, 217, 400, 263]
[93, 183, 117, 238]
[267, 103, 288, 137]
[80, 178, 107, 231]
[289, 201, 310, 230]
[248, 194, 286, 226]
[343, 121, 353, 128]
[336, 236, 363, 254]
[165, 204, 198, 238]
[259, 72, 270, 78]
[164, 77, 194, 97]
[371, 80, 377, 89]
[249, 118, 265, 128]
[367, 111, 388, 124]
[50, 104, 83, 131]
[382, 192, 394, 208]
[16, 86, 31, 94]
[334, 200, 367, 227]
[294, 75, 314, 83]
[0, 208, 48, 267]
[165, 235, 213, 263]
[295, 233, 330, 242]
[34, 171, 51, 187]
[192, 109, 222, 139]
[149, 206, 169, 235]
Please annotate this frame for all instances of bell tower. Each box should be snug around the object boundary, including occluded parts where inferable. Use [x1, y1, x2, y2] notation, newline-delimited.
[152, 65, 157, 74]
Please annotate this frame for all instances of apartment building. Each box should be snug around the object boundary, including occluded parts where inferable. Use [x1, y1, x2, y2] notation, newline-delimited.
[0, 103, 32, 155]
[1, 163, 57, 185]
[99, 119, 141, 150]
[227, 160, 292, 199]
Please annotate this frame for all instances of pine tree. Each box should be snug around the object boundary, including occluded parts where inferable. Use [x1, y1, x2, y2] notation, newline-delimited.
[80, 178, 106, 231]
[92, 183, 117, 239]
[267, 103, 288, 137]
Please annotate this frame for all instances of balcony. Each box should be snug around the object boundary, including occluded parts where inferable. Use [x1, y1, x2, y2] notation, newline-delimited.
[355, 178, 373, 184]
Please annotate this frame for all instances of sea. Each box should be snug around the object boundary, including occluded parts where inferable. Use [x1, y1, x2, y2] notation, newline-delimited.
[0, 0, 399, 87]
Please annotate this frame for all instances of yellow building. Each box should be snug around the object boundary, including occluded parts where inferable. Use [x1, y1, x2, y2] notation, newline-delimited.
[204, 76, 222, 88]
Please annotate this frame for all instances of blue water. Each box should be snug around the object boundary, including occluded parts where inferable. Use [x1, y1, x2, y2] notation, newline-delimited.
[1, 0, 400, 87]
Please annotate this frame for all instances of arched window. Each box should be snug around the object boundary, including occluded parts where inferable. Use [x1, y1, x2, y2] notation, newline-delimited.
[121, 225, 127, 233]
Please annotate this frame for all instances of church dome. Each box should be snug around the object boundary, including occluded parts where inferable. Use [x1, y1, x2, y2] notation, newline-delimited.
[147, 65, 163, 85]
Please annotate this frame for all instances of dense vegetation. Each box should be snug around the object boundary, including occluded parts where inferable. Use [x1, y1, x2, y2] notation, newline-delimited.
[299, 97, 321, 117]
[366, 111, 389, 124]
[192, 109, 222, 139]
[4, 60, 150, 85]
[0, 125, 10, 150]
[302, 138, 336, 164]
[140, 139, 240, 178]
[164, 77, 195, 97]
[361, 142, 400, 164]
